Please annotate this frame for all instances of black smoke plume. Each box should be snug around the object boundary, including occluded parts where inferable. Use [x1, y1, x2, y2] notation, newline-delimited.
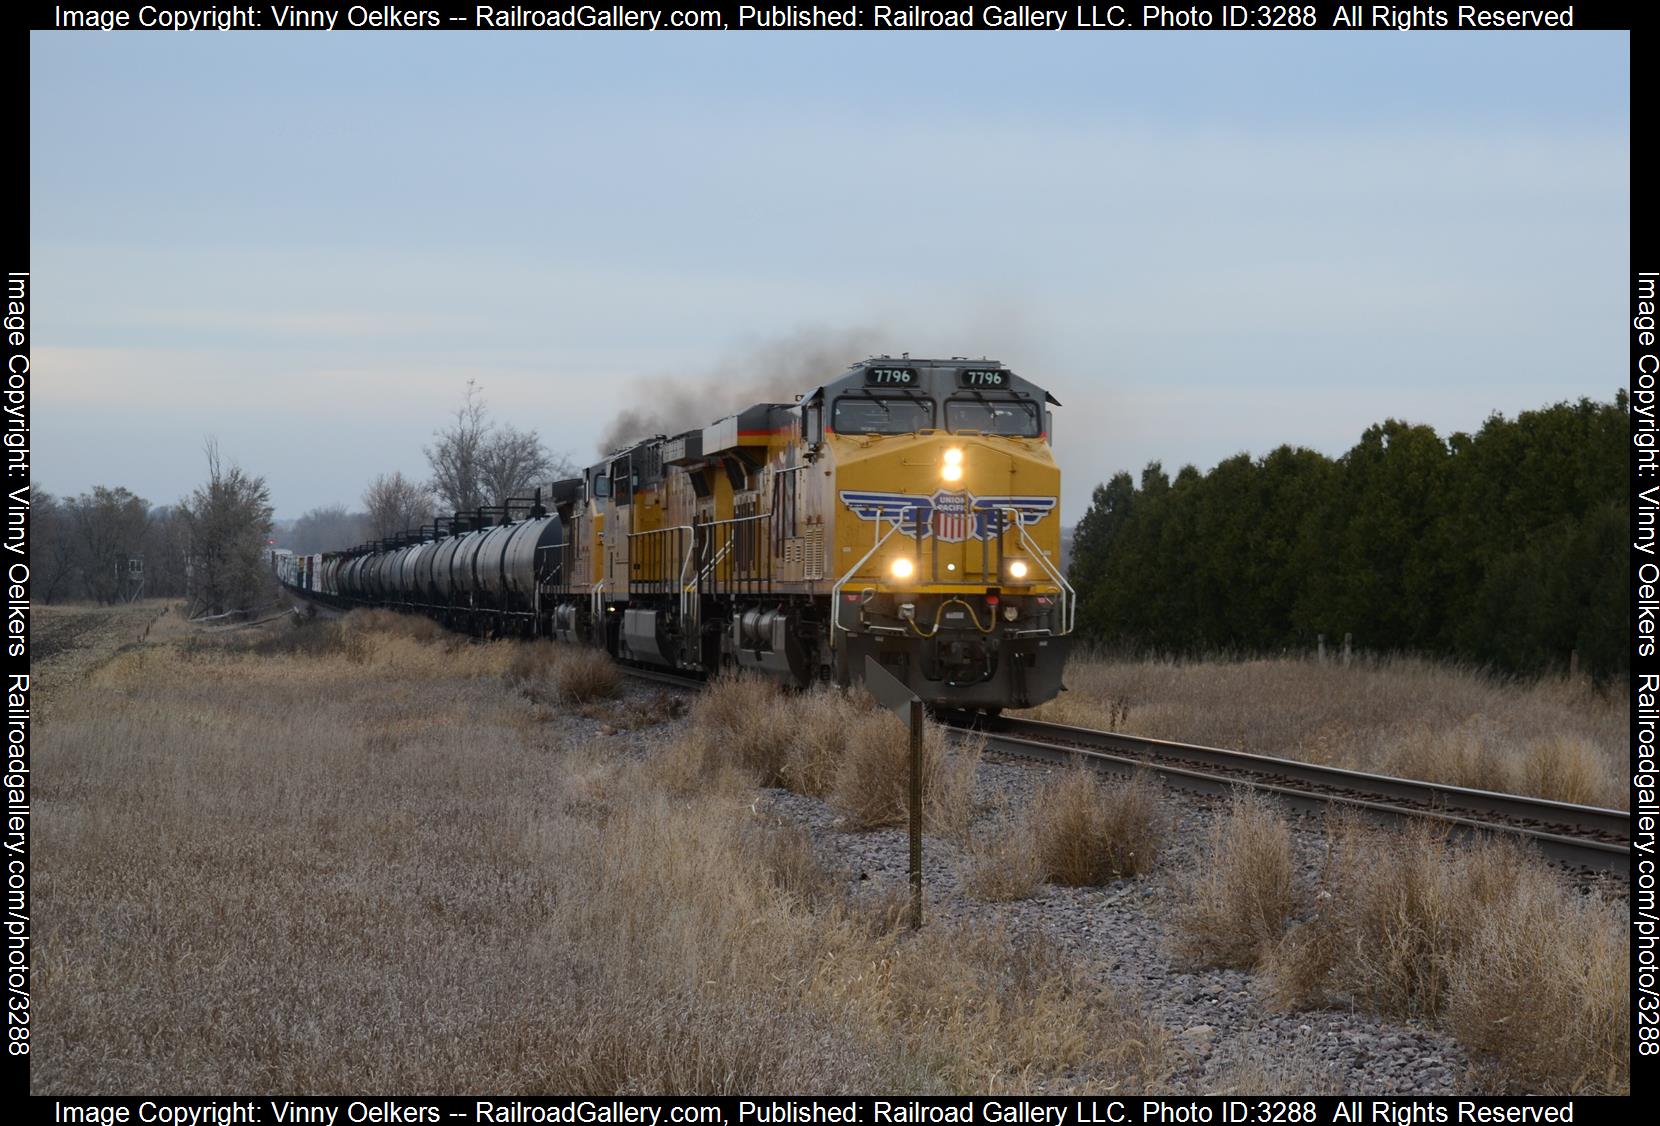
[597, 326, 890, 454]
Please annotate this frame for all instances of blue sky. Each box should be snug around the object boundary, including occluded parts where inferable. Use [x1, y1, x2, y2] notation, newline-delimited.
[31, 31, 1629, 520]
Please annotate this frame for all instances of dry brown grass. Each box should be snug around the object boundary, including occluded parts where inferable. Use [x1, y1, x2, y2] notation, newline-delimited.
[1270, 819, 1522, 1019]
[1029, 767, 1163, 885]
[341, 606, 448, 653]
[1516, 734, 1616, 806]
[670, 675, 797, 785]
[1172, 791, 1300, 969]
[506, 640, 624, 705]
[1380, 722, 1619, 809]
[1382, 718, 1515, 794]
[741, 817, 838, 907]
[828, 711, 981, 836]
[826, 921, 1169, 1091]
[36, 613, 1168, 1093]
[552, 648, 624, 703]
[248, 615, 350, 659]
[670, 677, 982, 836]
[1447, 882, 1629, 1094]
[1028, 654, 1627, 808]
[1260, 817, 1628, 1094]
[961, 803, 1044, 902]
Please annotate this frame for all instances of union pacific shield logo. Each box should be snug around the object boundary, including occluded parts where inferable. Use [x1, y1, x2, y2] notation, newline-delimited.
[931, 491, 972, 542]
[840, 490, 1056, 543]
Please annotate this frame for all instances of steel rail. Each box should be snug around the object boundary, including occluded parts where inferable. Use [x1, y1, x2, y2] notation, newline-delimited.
[940, 711, 1629, 873]
[617, 663, 707, 690]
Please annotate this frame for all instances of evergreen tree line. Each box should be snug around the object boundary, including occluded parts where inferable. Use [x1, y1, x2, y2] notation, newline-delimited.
[1067, 393, 1629, 681]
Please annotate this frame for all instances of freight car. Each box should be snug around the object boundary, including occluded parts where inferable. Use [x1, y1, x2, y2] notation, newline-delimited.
[277, 356, 1074, 710]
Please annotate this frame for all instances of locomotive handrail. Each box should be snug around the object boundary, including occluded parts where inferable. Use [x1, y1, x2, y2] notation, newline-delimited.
[534, 543, 564, 589]
[999, 506, 1075, 635]
[679, 529, 699, 646]
[693, 512, 772, 597]
[829, 506, 918, 649]
[694, 536, 734, 588]
[626, 525, 695, 594]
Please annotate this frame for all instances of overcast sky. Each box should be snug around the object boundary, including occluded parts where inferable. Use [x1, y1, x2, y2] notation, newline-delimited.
[31, 31, 1628, 522]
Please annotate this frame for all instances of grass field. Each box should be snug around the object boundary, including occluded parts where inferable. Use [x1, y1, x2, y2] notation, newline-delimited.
[33, 612, 1164, 1094]
[33, 612, 1628, 1093]
[1023, 653, 1628, 808]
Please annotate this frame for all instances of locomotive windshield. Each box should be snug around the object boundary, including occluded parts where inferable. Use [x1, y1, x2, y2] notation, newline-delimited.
[945, 398, 1041, 437]
[832, 395, 934, 435]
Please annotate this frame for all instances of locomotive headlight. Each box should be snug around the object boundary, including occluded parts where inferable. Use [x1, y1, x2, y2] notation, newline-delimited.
[890, 557, 915, 579]
[941, 447, 964, 482]
[943, 447, 964, 465]
[1006, 559, 1029, 580]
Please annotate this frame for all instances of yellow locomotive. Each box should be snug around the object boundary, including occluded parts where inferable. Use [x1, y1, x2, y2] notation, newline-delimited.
[291, 356, 1072, 711]
[547, 356, 1073, 709]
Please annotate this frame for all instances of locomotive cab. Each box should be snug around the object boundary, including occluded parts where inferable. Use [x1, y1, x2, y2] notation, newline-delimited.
[813, 357, 1073, 709]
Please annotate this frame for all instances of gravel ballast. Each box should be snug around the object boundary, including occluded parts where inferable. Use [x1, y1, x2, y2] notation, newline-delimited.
[756, 750, 1473, 1095]
[575, 682, 1491, 1094]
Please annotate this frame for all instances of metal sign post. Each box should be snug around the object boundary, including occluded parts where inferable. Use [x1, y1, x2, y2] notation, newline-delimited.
[864, 656, 924, 930]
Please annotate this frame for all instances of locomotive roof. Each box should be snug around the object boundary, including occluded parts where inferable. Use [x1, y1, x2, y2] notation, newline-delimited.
[587, 355, 1057, 474]
[816, 355, 1060, 405]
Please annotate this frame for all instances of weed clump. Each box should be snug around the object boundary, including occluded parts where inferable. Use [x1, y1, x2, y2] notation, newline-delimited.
[670, 679, 981, 836]
[1518, 734, 1617, 807]
[1172, 791, 1299, 968]
[828, 710, 981, 836]
[1029, 768, 1163, 885]
[552, 648, 623, 704]
[507, 643, 623, 705]
[1447, 881, 1628, 1093]
[677, 676, 796, 785]
[962, 808, 1044, 902]
[1260, 817, 1628, 1093]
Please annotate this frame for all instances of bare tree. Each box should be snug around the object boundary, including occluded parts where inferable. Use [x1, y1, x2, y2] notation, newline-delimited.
[427, 380, 576, 514]
[288, 505, 372, 554]
[480, 424, 557, 507]
[363, 472, 434, 539]
[425, 379, 490, 513]
[144, 505, 192, 598]
[542, 451, 578, 490]
[70, 485, 150, 604]
[28, 484, 79, 603]
[181, 439, 273, 617]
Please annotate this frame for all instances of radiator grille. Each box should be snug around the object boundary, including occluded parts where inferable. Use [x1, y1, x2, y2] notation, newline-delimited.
[804, 523, 825, 580]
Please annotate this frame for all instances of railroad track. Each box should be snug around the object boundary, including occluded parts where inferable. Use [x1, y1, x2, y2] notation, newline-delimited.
[939, 711, 1630, 873]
